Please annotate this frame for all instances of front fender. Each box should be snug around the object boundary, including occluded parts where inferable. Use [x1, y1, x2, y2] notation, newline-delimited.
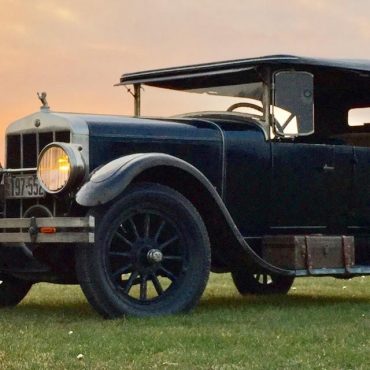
[76, 153, 293, 276]
[76, 153, 218, 207]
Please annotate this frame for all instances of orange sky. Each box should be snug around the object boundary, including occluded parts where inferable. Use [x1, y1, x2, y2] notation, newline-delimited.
[1, 0, 370, 163]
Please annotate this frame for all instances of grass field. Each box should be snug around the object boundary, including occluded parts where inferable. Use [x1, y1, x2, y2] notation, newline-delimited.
[1, 274, 370, 369]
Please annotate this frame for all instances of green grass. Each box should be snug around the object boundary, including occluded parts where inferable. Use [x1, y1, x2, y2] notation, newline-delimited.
[1, 275, 370, 369]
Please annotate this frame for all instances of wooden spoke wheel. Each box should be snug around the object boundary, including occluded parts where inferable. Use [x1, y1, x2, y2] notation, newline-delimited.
[232, 270, 294, 295]
[76, 183, 211, 318]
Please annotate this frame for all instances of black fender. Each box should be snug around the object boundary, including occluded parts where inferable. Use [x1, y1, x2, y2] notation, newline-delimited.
[76, 153, 293, 276]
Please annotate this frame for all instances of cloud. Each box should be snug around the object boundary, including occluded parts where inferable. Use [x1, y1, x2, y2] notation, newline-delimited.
[34, 2, 79, 23]
[53, 7, 78, 23]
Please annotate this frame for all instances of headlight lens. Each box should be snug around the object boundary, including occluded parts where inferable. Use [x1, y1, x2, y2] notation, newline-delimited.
[37, 143, 85, 193]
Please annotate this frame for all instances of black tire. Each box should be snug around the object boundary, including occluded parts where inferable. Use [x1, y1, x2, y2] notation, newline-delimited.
[232, 270, 294, 295]
[0, 273, 32, 307]
[76, 183, 211, 318]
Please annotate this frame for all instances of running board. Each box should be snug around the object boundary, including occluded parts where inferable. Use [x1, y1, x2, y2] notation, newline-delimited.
[295, 266, 370, 276]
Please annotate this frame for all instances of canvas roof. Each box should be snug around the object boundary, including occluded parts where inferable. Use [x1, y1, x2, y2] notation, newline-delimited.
[117, 54, 370, 89]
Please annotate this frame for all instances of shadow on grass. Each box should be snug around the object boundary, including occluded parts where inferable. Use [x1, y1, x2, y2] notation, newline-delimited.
[199, 293, 370, 312]
[1, 300, 98, 322]
[2, 293, 369, 324]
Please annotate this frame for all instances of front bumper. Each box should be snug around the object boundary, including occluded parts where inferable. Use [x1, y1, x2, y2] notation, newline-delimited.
[0, 216, 94, 244]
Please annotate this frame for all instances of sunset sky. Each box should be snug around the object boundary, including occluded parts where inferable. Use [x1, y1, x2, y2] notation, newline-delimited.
[1, 0, 370, 162]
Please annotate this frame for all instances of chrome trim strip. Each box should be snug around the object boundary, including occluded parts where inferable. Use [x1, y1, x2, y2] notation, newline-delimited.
[0, 232, 94, 244]
[0, 168, 37, 173]
[0, 216, 93, 228]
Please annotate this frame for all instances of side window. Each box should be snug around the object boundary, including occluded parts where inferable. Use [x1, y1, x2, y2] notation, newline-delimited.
[273, 71, 314, 137]
[348, 107, 370, 126]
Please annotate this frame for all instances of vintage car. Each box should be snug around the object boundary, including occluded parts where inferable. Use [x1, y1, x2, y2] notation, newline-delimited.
[1, 55, 370, 318]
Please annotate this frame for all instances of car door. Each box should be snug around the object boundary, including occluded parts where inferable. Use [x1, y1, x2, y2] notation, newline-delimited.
[270, 141, 353, 233]
[269, 70, 354, 233]
[270, 141, 335, 232]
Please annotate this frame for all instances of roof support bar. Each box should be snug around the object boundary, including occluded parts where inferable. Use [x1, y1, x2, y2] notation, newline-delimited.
[262, 66, 272, 138]
[134, 83, 141, 117]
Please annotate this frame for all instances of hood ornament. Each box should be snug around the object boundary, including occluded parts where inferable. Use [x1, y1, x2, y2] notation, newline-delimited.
[37, 91, 50, 110]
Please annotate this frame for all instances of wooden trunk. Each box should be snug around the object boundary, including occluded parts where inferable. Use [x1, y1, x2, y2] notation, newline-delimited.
[262, 235, 355, 271]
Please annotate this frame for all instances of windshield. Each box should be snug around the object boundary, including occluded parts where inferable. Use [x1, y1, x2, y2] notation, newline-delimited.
[131, 82, 264, 118]
[121, 71, 311, 139]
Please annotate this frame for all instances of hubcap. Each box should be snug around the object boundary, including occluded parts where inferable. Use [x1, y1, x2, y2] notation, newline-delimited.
[147, 249, 163, 263]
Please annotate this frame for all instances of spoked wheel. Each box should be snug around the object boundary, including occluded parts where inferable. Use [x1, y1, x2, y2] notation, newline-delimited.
[0, 273, 32, 307]
[76, 183, 211, 318]
[232, 270, 294, 295]
[109, 210, 189, 302]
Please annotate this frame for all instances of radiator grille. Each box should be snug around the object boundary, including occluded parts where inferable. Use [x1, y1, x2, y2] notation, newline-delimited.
[5, 130, 71, 218]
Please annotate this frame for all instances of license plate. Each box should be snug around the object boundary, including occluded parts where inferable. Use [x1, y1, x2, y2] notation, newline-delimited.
[4, 174, 45, 199]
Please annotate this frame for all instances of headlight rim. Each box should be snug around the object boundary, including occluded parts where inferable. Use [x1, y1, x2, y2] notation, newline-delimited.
[37, 142, 85, 194]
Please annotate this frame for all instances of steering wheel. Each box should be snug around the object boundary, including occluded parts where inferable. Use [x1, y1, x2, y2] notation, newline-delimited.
[227, 102, 264, 114]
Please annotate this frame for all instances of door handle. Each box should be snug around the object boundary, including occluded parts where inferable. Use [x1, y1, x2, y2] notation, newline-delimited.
[322, 164, 335, 172]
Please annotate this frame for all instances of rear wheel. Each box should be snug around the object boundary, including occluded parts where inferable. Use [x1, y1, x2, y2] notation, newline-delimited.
[232, 270, 294, 295]
[76, 183, 211, 318]
[0, 273, 32, 307]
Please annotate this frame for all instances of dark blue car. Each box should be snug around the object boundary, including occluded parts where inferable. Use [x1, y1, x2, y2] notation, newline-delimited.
[1, 55, 370, 317]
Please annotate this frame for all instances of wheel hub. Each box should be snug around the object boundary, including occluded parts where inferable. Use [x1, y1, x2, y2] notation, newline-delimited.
[147, 249, 163, 264]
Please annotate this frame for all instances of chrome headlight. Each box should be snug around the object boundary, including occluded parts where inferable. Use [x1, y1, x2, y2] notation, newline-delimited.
[37, 143, 85, 194]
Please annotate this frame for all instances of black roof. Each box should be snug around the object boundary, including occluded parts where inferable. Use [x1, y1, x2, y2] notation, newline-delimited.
[117, 54, 370, 89]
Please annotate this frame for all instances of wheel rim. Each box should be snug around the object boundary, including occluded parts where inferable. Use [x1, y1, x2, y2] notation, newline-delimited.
[253, 273, 273, 286]
[107, 210, 188, 304]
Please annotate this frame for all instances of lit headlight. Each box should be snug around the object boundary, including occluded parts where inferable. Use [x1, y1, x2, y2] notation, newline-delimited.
[37, 143, 85, 194]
